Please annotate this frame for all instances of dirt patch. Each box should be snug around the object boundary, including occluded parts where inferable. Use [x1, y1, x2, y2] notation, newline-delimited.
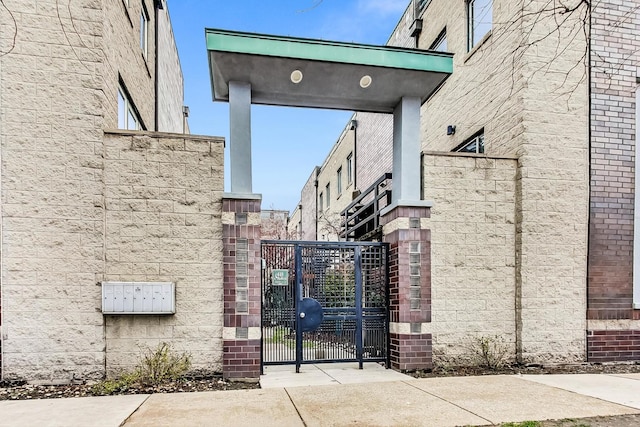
[0, 374, 258, 401]
[410, 361, 640, 378]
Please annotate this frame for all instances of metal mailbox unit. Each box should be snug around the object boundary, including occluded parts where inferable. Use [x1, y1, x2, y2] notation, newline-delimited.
[101, 282, 176, 314]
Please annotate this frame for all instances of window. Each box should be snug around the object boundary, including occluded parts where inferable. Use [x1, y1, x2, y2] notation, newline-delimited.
[337, 167, 343, 196]
[319, 192, 323, 212]
[467, 0, 492, 51]
[429, 28, 447, 52]
[325, 183, 331, 208]
[140, 3, 149, 58]
[118, 85, 143, 130]
[416, 0, 431, 15]
[347, 152, 353, 185]
[454, 129, 485, 154]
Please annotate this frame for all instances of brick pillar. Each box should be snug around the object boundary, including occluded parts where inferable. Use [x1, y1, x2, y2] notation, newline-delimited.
[381, 205, 432, 371]
[222, 196, 261, 380]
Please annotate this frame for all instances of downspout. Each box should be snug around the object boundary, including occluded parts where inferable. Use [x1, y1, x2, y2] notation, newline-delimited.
[153, 0, 163, 132]
[351, 118, 358, 190]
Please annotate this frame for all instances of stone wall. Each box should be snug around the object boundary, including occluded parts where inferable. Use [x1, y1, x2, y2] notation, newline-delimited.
[0, 0, 107, 381]
[0, 0, 205, 381]
[103, 0, 157, 131]
[416, 0, 589, 363]
[157, 1, 186, 133]
[516, 0, 589, 362]
[103, 131, 224, 376]
[423, 153, 518, 365]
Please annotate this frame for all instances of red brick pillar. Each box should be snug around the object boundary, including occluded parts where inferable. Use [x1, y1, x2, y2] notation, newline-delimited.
[381, 205, 432, 371]
[222, 196, 261, 380]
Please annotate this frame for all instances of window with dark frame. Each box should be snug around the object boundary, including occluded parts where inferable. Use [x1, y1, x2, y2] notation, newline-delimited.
[337, 167, 343, 196]
[454, 129, 485, 154]
[140, 2, 149, 58]
[319, 192, 323, 212]
[326, 183, 331, 207]
[118, 83, 143, 130]
[416, 0, 431, 15]
[429, 28, 447, 52]
[467, 0, 492, 51]
[347, 152, 353, 184]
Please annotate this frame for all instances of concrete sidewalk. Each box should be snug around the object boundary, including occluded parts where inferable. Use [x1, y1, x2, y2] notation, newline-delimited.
[1, 373, 639, 427]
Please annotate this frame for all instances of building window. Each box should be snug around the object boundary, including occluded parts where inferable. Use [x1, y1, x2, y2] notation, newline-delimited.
[347, 153, 353, 185]
[140, 3, 149, 58]
[337, 167, 343, 196]
[118, 85, 142, 130]
[467, 0, 492, 51]
[319, 192, 323, 212]
[429, 28, 447, 52]
[326, 183, 331, 208]
[454, 129, 485, 154]
[416, 0, 431, 15]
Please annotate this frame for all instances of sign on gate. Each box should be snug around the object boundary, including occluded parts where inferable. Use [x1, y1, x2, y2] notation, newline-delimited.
[272, 269, 288, 286]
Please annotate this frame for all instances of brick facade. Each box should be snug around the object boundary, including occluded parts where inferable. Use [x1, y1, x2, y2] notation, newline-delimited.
[389, 333, 433, 371]
[587, 330, 640, 362]
[222, 197, 261, 380]
[587, 2, 639, 320]
[382, 206, 433, 371]
[222, 339, 261, 379]
[585, 1, 640, 362]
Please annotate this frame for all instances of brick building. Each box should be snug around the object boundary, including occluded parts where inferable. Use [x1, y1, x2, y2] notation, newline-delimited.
[294, 0, 640, 366]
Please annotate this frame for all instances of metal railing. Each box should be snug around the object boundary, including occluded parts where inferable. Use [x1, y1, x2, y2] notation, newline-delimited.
[340, 173, 392, 241]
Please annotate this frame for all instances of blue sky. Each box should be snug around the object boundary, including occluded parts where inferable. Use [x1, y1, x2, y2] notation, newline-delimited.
[168, 0, 408, 212]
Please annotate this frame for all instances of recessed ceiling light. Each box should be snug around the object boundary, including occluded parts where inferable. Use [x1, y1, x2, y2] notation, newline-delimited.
[290, 70, 303, 84]
[360, 75, 372, 88]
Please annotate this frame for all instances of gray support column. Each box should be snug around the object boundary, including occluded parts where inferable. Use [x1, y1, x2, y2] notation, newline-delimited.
[229, 81, 252, 194]
[392, 96, 422, 205]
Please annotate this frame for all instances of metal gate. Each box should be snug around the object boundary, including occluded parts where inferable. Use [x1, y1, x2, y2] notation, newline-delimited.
[261, 240, 389, 372]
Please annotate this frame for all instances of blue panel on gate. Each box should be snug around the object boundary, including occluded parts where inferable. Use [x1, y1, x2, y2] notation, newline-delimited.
[299, 298, 323, 332]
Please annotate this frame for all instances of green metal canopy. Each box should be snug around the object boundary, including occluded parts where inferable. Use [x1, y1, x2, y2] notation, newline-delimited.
[206, 29, 453, 113]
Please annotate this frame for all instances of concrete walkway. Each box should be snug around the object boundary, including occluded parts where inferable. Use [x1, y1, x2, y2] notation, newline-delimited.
[1, 370, 639, 427]
[260, 362, 413, 388]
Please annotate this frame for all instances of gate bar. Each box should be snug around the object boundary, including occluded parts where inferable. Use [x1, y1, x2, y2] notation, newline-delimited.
[294, 243, 303, 374]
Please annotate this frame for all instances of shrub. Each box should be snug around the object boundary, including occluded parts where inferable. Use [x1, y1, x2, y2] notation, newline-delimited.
[92, 342, 192, 395]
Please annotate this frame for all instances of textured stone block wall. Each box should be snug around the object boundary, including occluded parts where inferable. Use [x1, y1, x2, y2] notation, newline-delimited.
[103, 0, 157, 130]
[414, 0, 589, 363]
[0, 0, 107, 381]
[424, 153, 517, 365]
[157, 1, 185, 133]
[103, 131, 224, 376]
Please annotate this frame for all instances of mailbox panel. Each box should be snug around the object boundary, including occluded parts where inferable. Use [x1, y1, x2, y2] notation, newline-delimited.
[102, 282, 175, 314]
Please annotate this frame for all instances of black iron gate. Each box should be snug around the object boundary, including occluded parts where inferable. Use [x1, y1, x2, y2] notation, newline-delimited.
[261, 240, 389, 372]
